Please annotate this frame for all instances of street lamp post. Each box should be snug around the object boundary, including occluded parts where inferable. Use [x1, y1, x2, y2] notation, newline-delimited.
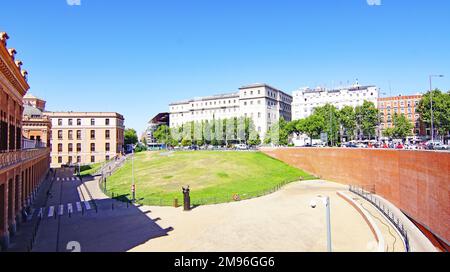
[429, 75, 444, 143]
[310, 195, 332, 252]
[131, 146, 135, 203]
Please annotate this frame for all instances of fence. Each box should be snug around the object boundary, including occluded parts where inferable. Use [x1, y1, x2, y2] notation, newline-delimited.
[349, 184, 410, 252]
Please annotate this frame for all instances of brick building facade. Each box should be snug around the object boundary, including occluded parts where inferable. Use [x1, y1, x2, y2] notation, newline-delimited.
[0, 32, 50, 251]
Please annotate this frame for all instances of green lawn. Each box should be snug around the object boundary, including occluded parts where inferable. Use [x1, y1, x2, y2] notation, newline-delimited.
[79, 162, 103, 177]
[106, 151, 315, 206]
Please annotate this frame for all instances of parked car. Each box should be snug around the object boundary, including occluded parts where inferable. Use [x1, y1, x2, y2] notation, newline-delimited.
[235, 144, 248, 150]
[430, 142, 448, 150]
[344, 142, 358, 148]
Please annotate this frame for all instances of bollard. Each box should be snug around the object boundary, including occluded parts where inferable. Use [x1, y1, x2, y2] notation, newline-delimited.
[173, 198, 178, 208]
[112, 202, 114, 210]
[182, 186, 191, 211]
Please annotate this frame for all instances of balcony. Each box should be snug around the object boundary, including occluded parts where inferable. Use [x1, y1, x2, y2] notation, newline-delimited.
[0, 138, 49, 170]
[0, 147, 50, 170]
[22, 138, 47, 149]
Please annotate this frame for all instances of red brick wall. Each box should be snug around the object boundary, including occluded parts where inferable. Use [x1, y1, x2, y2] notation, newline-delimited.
[262, 148, 450, 244]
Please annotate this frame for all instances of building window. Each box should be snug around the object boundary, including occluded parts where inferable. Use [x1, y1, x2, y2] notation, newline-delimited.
[91, 118, 95, 126]
[77, 130, 81, 140]
[68, 143, 73, 153]
[90, 143, 95, 152]
[77, 156, 81, 163]
[68, 156, 73, 164]
[105, 130, 110, 139]
[68, 119, 73, 126]
[58, 119, 63, 126]
[105, 143, 110, 152]
[90, 130, 95, 139]
[58, 130, 63, 139]
[105, 155, 110, 161]
[58, 156, 62, 163]
[58, 143, 63, 152]
[91, 156, 95, 163]
[68, 130, 73, 140]
[77, 119, 81, 126]
[77, 143, 81, 152]
[105, 118, 110, 125]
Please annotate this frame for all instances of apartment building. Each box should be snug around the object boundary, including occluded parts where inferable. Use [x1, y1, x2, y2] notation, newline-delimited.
[378, 94, 424, 136]
[169, 83, 292, 139]
[292, 83, 379, 120]
[43, 112, 125, 167]
[1, 32, 50, 250]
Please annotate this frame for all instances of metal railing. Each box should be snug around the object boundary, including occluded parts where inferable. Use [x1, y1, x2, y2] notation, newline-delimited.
[349, 184, 410, 252]
[22, 138, 47, 150]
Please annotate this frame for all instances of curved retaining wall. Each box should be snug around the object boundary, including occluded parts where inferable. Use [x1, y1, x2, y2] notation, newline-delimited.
[261, 147, 450, 245]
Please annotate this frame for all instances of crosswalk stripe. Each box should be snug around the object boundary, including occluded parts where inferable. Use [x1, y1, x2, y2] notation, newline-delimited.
[59, 205, 64, 215]
[84, 201, 91, 210]
[72, 177, 76, 181]
[57, 177, 60, 181]
[68, 203, 73, 214]
[38, 208, 43, 218]
[48, 206, 54, 217]
[76, 202, 82, 212]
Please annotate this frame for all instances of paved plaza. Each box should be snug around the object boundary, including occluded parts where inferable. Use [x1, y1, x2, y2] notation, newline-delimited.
[8, 168, 436, 252]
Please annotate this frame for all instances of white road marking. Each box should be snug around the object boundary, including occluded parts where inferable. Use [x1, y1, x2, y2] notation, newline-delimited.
[76, 202, 82, 212]
[84, 201, 91, 210]
[59, 205, 64, 215]
[38, 208, 43, 218]
[68, 203, 73, 214]
[72, 177, 76, 181]
[57, 177, 60, 181]
[48, 206, 54, 217]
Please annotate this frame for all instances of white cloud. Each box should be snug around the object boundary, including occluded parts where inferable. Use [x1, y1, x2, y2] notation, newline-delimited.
[367, 0, 381, 6]
[67, 0, 81, 6]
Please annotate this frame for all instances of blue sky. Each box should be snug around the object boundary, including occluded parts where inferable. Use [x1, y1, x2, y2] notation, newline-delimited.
[1, 0, 449, 135]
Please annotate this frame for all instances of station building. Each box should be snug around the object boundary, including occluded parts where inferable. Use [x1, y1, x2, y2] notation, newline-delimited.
[0, 32, 50, 250]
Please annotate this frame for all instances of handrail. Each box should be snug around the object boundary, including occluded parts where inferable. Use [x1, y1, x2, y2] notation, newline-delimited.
[349, 185, 410, 252]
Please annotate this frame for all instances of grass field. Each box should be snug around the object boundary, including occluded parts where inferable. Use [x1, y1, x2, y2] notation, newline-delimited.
[106, 151, 315, 205]
[79, 161, 104, 177]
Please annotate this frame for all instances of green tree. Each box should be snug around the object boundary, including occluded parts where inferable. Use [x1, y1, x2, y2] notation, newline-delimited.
[297, 114, 326, 145]
[124, 128, 138, 145]
[338, 105, 356, 141]
[382, 113, 413, 139]
[355, 101, 379, 140]
[417, 89, 450, 139]
[264, 117, 289, 146]
[181, 137, 192, 147]
[286, 119, 302, 137]
[313, 104, 340, 145]
[153, 125, 173, 146]
[382, 127, 395, 138]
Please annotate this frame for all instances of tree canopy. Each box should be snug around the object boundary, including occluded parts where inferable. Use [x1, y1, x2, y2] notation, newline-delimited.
[417, 89, 450, 138]
[124, 128, 138, 145]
